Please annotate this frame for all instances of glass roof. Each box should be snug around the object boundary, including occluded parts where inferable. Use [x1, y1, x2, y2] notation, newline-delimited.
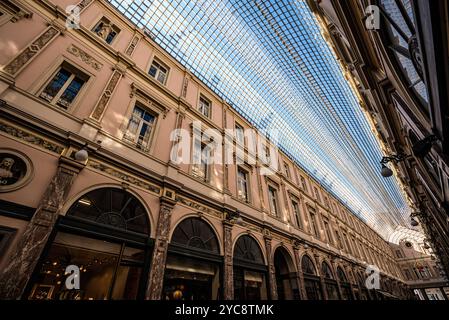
[108, 0, 411, 238]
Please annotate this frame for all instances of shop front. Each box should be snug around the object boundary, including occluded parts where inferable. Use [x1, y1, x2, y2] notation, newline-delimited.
[301, 255, 323, 300]
[162, 217, 222, 300]
[233, 235, 268, 300]
[337, 267, 353, 300]
[322, 262, 340, 300]
[24, 187, 153, 300]
[274, 247, 299, 300]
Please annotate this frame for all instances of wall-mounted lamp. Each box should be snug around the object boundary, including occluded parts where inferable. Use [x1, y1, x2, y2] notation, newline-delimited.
[380, 153, 410, 177]
[74, 143, 88, 162]
[380, 135, 438, 177]
[412, 135, 438, 158]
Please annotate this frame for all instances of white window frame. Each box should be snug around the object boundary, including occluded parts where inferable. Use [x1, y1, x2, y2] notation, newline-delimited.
[267, 185, 279, 216]
[291, 198, 301, 229]
[283, 161, 290, 179]
[198, 94, 212, 118]
[191, 137, 210, 182]
[149, 57, 169, 85]
[123, 103, 158, 152]
[235, 122, 245, 146]
[38, 63, 88, 110]
[237, 166, 250, 203]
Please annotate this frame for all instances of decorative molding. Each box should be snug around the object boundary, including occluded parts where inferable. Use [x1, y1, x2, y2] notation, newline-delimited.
[87, 159, 161, 195]
[0, 120, 64, 154]
[175, 195, 222, 218]
[3, 26, 60, 76]
[90, 70, 123, 121]
[125, 35, 140, 56]
[130, 82, 169, 118]
[75, 0, 94, 12]
[181, 75, 189, 98]
[66, 44, 103, 70]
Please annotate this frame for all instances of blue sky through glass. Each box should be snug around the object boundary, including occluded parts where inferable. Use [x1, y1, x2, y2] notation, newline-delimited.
[108, 0, 410, 238]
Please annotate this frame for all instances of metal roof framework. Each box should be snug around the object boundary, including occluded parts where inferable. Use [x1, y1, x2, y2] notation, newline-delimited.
[108, 0, 412, 238]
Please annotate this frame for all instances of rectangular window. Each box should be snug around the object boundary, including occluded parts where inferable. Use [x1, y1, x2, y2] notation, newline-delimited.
[268, 186, 278, 216]
[300, 176, 308, 192]
[323, 219, 333, 244]
[92, 17, 120, 44]
[192, 139, 209, 181]
[237, 167, 249, 202]
[149, 58, 169, 85]
[323, 196, 329, 208]
[123, 104, 157, 151]
[313, 187, 321, 202]
[309, 210, 320, 239]
[198, 95, 211, 118]
[352, 237, 360, 257]
[343, 232, 351, 254]
[235, 123, 244, 145]
[335, 230, 343, 249]
[291, 199, 301, 229]
[283, 162, 290, 179]
[40, 64, 88, 109]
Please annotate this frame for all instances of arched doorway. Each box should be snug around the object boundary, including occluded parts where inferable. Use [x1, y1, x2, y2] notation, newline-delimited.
[26, 187, 152, 300]
[163, 217, 221, 300]
[357, 271, 370, 300]
[301, 255, 323, 300]
[273, 247, 299, 300]
[233, 235, 268, 300]
[337, 267, 353, 300]
[322, 262, 339, 300]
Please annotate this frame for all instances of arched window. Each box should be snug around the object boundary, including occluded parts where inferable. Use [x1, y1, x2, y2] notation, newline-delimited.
[301, 255, 316, 275]
[322, 262, 334, 279]
[379, 0, 429, 108]
[337, 267, 348, 283]
[234, 235, 264, 264]
[171, 217, 219, 253]
[67, 187, 150, 235]
[322, 261, 339, 300]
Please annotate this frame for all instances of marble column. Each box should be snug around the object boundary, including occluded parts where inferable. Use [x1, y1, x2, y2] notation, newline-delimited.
[145, 197, 176, 300]
[293, 244, 307, 300]
[223, 220, 234, 300]
[264, 234, 278, 300]
[0, 155, 85, 299]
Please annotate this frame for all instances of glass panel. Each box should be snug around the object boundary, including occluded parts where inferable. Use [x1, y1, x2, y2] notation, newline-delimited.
[233, 235, 264, 264]
[163, 255, 220, 300]
[233, 267, 267, 300]
[171, 218, 219, 253]
[301, 256, 316, 275]
[106, 30, 117, 44]
[149, 65, 158, 77]
[40, 69, 71, 102]
[67, 188, 150, 235]
[28, 233, 122, 300]
[325, 282, 340, 300]
[57, 76, 85, 109]
[107, 0, 413, 240]
[304, 279, 322, 300]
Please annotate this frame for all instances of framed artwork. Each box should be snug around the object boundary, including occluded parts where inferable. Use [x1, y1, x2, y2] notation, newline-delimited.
[29, 284, 54, 300]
